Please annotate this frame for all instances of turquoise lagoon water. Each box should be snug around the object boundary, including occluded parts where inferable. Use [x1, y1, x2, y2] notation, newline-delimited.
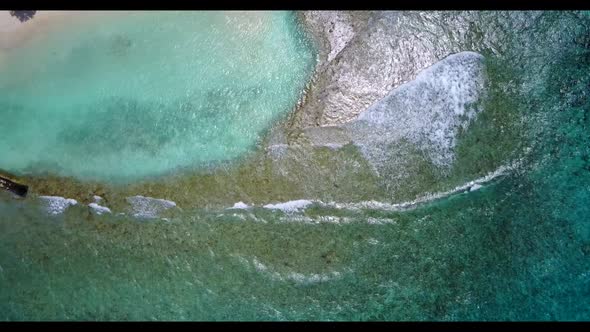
[0, 11, 315, 182]
[1, 11, 590, 321]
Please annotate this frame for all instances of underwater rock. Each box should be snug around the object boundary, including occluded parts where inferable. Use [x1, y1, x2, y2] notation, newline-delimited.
[38, 195, 77, 215]
[0, 174, 28, 197]
[109, 35, 133, 56]
[126, 195, 177, 219]
[293, 11, 543, 128]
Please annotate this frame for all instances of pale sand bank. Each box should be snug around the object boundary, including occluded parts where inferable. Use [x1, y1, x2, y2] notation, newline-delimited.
[0, 11, 138, 73]
[0, 11, 273, 48]
[0, 10, 275, 67]
[0, 11, 132, 50]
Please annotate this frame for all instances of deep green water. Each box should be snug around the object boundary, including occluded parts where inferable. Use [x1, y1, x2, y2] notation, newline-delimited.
[1, 11, 589, 321]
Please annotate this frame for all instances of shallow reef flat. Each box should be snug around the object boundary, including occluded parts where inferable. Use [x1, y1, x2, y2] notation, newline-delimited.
[2, 11, 539, 212]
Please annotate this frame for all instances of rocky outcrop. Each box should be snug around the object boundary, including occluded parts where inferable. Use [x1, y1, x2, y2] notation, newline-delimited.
[345, 51, 487, 177]
[290, 11, 545, 129]
[0, 173, 28, 197]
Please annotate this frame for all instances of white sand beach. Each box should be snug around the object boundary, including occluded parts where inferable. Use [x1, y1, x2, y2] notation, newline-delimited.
[0, 11, 133, 70]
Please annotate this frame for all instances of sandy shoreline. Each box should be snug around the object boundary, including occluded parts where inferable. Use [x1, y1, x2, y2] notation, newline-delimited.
[0, 11, 132, 51]
[1, 11, 76, 49]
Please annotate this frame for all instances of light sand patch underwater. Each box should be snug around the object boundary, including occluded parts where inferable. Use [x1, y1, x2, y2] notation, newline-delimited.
[0, 11, 315, 183]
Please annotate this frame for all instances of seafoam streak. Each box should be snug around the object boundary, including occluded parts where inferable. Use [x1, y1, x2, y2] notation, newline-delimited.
[229, 158, 521, 220]
[233, 255, 346, 285]
[89, 202, 112, 215]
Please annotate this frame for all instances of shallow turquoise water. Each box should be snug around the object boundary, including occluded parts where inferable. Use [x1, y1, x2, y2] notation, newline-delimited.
[1, 11, 589, 321]
[0, 11, 315, 182]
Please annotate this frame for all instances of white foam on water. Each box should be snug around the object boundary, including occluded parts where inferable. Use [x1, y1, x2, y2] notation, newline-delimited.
[469, 184, 483, 192]
[126, 195, 177, 219]
[315, 216, 351, 224]
[346, 51, 487, 174]
[366, 217, 397, 225]
[229, 201, 250, 209]
[88, 202, 111, 215]
[252, 257, 268, 272]
[231, 213, 247, 221]
[277, 215, 353, 225]
[279, 215, 315, 224]
[227, 158, 519, 220]
[247, 256, 345, 285]
[38, 195, 78, 215]
[263, 199, 313, 213]
[367, 238, 380, 245]
[284, 271, 343, 284]
[318, 143, 345, 150]
[320, 160, 518, 212]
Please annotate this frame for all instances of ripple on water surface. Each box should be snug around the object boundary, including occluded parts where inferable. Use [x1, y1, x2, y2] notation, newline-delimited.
[0, 11, 316, 183]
